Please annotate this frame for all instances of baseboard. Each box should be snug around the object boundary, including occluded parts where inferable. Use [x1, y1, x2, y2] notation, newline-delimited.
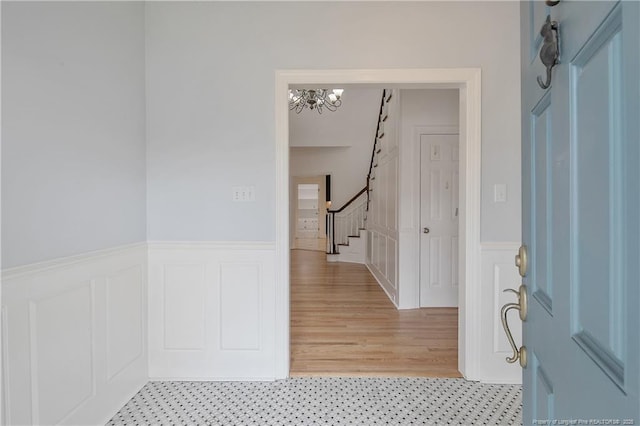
[148, 376, 276, 382]
[96, 378, 148, 425]
[479, 377, 523, 385]
[2, 243, 148, 425]
[365, 263, 399, 308]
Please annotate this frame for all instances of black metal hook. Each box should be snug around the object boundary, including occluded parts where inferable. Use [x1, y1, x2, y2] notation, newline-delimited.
[537, 16, 560, 89]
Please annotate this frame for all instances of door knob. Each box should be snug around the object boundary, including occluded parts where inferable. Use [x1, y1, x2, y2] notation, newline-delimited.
[423, 227, 430, 234]
[501, 284, 528, 368]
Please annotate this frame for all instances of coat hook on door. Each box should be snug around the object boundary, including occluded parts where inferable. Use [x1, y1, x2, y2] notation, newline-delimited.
[537, 15, 560, 89]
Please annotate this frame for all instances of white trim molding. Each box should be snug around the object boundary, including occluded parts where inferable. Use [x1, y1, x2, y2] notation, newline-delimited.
[147, 241, 277, 381]
[1, 243, 148, 426]
[2, 242, 147, 281]
[275, 68, 482, 380]
[147, 241, 275, 251]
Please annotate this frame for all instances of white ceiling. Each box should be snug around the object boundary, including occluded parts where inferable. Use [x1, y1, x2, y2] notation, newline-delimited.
[289, 88, 383, 148]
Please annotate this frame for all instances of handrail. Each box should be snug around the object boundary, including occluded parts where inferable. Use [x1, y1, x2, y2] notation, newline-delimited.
[328, 186, 368, 214]
[367, 90, 388, 183]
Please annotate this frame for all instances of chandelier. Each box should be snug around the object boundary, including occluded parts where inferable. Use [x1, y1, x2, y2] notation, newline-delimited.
[289, 88, 344, 114]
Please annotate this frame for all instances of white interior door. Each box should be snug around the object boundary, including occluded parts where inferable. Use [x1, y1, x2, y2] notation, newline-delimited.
[419, 134, 459, 307]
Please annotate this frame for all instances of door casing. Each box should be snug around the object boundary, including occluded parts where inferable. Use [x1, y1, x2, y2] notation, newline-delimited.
[275, 68, 482, 379]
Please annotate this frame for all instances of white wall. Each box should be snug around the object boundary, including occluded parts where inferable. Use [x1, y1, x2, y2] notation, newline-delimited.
[145, 1, 521, 244]
[399, 90, 460, 132]
[1, 2, 147, 268]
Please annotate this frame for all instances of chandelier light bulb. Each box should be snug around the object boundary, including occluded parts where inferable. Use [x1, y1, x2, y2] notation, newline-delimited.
[332, 88, 344, 98]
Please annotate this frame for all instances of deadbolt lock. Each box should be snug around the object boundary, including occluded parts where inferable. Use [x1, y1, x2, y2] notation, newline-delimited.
[515, 245, 528, 277]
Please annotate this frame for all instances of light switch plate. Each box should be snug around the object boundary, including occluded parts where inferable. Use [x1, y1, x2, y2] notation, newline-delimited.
[232, 186, 255, 202]
[494, 184, 507, 203]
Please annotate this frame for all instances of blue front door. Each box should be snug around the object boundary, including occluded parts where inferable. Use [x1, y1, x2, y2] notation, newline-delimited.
[521, 1, 639, 423]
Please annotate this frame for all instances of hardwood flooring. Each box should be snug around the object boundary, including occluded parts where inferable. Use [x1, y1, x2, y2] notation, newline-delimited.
[290, 249, 461, 377]
[292, 237, 327, 252]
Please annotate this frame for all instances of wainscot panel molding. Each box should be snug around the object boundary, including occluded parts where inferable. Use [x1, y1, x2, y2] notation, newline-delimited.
[148, 241, 276, 380]
[1, 243, 148, 426]
[479, 242, 522, 384]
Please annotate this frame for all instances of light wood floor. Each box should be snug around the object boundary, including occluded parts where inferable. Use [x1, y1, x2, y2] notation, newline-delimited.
[292, 237, 327, 252]
[290, 249, 461, 377]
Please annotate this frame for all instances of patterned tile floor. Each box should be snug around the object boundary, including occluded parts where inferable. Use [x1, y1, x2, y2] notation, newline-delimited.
[107, 378, 522, 425]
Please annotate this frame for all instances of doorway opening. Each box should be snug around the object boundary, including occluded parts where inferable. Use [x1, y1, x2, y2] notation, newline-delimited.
[288, 89, 461, 376]
[291, 176, 327, 252]
[275, 69, 482, 381]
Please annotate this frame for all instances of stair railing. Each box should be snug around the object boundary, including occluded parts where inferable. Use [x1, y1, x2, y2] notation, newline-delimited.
[326, 89, 389, 255]
[366, 90, 389, 210]
[327, 187, 368, 254]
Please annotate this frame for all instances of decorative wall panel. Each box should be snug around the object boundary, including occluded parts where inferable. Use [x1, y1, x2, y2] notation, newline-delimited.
[2, 244, 148, 425]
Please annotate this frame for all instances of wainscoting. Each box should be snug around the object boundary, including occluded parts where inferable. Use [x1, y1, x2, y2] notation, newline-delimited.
[147, 242, 276, 380]
[1, 239, 518, 425]
[1, 243, 148, 426]
[479, 242, 523, 384]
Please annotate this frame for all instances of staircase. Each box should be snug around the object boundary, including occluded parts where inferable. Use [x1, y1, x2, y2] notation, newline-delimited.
[326, 188, 368, 263]
[326, 228, 368, 263]
[326, 90, 388, 264]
